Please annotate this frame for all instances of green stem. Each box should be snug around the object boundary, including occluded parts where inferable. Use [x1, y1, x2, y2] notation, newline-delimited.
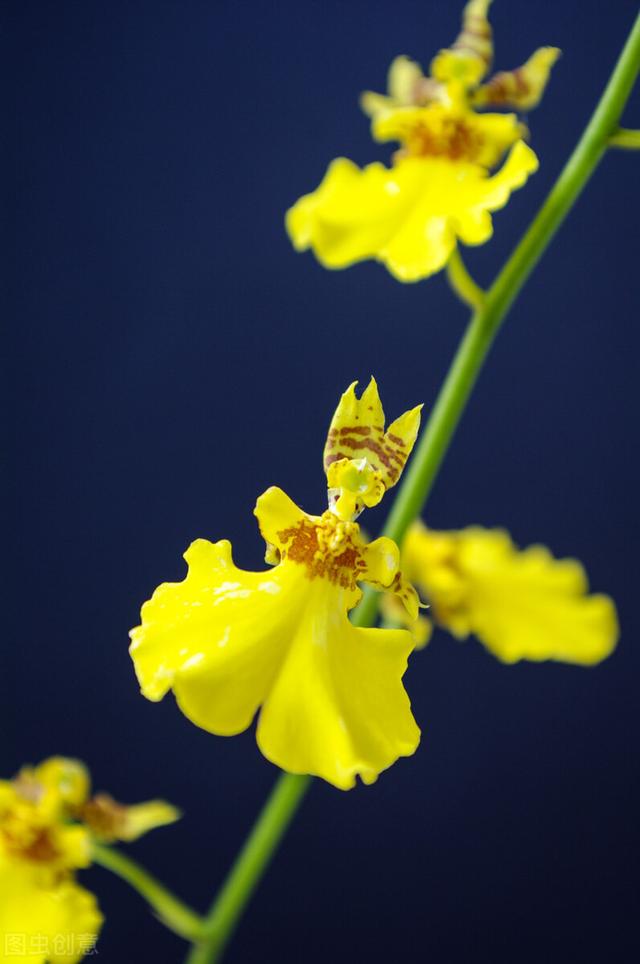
[184, 775, 310, 964]
[91, 842, 205, 942]
[609, 126, 640, 148]
[185, 10, 640, 962]
[445, 248, 486, 310]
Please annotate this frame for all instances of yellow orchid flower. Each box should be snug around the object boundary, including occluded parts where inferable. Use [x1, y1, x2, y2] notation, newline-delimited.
[0, 757, 180, 963]
[385, 521, 618, 665]
[0, 761, 100, 964]
[130, 379, 423, 790]
[286, 0, 559, 282]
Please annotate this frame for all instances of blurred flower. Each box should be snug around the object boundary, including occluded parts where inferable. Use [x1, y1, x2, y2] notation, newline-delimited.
[384, 521, 618, 665]
[130, 379, 423, 790]
[0, 756, 180, 963]
[286, 0, 558, 281]
[0, 758, 100, 964]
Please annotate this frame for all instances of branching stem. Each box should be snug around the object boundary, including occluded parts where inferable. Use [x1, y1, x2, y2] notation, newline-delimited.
[91, 842, 205, 942]
[609, 126, 640, 148]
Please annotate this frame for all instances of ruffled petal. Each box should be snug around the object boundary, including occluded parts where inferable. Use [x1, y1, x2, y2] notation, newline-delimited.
[454, 140, 539, 244]
[286, 158, 403, 270]
[286, 145, 537, 282]
[129, 539, 299, 734]
[257, 585, 420, 789]
[0, 863, 102, 964]
[404, 522, 619, 665]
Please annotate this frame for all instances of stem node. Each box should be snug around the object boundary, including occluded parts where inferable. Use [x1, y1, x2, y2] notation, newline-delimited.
[609, 126, 640, 149]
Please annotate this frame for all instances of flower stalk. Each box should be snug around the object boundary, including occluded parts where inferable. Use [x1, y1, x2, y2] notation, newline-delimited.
[609, 126, 640, 148]
[184, 775, 310, 964]
[182, 9, 640, 962]
[91, 843, 205, 943]
[445, 248, 486, 310]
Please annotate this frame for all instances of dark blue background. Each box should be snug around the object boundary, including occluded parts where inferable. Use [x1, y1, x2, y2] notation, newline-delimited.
[7, 1, 640, 961]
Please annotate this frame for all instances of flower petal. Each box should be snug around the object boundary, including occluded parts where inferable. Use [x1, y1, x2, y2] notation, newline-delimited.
[286, 158, 400, 269]
[286, 145, 537, 282]
[254, 486, 312, 553]
[0, 863, 102, 964]
[80, 793, 180, 843]
[473, 47, 561, 112]
[430, 0, 494, 87]
[360, 535, 400, 587]
[404, 522, 619, 665]
[455, 140, 539, 244]
[257, 587, 420, 790]
[129, 539, 298, 733]
[323, 379, 422, 498]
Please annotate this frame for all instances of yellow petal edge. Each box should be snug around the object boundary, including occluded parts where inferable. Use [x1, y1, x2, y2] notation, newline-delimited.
[286, 142, 538, 282]
[402, 521, 618, 665]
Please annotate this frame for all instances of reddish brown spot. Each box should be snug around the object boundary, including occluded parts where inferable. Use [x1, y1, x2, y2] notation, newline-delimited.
[2, 825, 61, 864]
[485, 76, 509, 103]
[411, 115, 486, 162]
[338, 425, 371, 436]
[514, 67, 528, 95]
[277, 519, 362, 589]
[79, 794, 127, 842]
[339, 435, 392, 469]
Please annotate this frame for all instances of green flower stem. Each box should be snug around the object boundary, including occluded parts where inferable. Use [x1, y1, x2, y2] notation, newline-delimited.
[91, 842, 205, 942]
[185, 11, 640, 963]
[445, 248, 486, 310]
[184, 775, 311, 964]
[609, 126, 640, 149]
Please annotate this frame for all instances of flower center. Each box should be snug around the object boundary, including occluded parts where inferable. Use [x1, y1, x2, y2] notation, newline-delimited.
[401, 114, 486, 161]
[1, 816, 61, 865]
[277, 512, 367, 588]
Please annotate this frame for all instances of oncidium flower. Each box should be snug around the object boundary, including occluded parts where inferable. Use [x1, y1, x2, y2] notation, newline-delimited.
[0, 756, 179, 963]
[130, 379, 424, 790]
[286, 0, 559, 282]
[384, 521, 618, 665]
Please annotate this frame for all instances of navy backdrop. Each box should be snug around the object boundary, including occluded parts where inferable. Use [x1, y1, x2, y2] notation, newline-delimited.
[7, 1, 640, 962]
